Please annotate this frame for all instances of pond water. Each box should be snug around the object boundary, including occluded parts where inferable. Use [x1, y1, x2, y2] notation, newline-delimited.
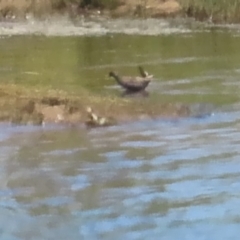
[1, 19, 240, 239]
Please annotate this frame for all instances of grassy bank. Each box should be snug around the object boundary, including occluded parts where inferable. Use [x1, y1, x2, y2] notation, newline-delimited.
[0, 0, 120, 19]
[0, 84, 190, 127]
[1, 0, 240, 23]
[180, 0, 240, 23]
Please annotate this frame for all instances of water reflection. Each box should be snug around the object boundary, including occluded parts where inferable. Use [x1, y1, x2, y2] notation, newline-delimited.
[0, 107, 239, 239]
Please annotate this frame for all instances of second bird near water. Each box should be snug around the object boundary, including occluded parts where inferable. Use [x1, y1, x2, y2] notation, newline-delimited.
[109, 66, 153, 94]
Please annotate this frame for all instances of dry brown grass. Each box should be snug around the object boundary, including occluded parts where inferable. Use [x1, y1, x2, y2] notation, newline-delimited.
[0, 0, 51, 17]
[1, 0, 240, 22]
[179, 0, 240, 23]
[0, 0, 181, 18]
[0, 0, 119, 17]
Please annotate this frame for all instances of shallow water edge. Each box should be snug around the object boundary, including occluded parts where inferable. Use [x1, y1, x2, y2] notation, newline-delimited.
[0, 17, 194, 36]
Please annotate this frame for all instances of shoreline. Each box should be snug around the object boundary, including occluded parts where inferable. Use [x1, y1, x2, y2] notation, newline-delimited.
[0, 17, 194, 36]
[0, 0, 240, 26]
[0, 84, 192, 127]
[0, 16, 238, 38]
[0, 0, 182, 21]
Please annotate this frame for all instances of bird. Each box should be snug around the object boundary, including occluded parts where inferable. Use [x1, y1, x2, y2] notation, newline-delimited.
[85, 107, 114, 127]
[109, 66, 153, 92]
[138, 66, 153, 78]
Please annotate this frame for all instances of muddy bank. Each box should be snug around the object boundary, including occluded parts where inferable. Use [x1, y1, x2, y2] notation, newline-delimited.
[0, 84, 194, 127]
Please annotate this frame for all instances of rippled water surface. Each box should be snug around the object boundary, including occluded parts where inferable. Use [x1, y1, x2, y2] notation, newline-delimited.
[1, 20, 240, 239]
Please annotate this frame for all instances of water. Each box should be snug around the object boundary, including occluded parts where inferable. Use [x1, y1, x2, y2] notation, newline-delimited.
[1, 19, 240, 239]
